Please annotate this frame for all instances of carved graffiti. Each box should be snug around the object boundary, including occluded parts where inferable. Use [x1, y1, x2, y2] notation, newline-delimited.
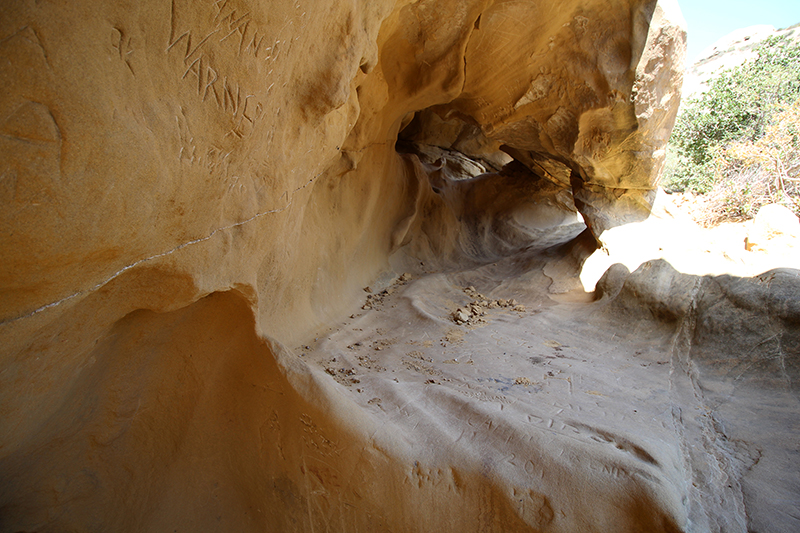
[165, 0, 306, 141]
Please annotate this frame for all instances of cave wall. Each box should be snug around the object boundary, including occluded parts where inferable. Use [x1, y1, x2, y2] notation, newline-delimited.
[0, 0, 687, 530]
[1, 0, 685, 344]
[0, 0, 406, 346]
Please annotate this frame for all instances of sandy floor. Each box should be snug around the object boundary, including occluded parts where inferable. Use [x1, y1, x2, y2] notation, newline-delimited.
[293, 200, 800, 531]
[2, 194, 795, 532]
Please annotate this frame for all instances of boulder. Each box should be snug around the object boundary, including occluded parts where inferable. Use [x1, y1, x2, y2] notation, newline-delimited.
[746, 203, 800, 251]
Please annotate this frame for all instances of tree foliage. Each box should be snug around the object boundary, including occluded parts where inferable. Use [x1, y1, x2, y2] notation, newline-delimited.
[664, 34, 800, 218]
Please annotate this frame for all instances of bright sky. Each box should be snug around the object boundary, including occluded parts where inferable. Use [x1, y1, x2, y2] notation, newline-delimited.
[677, 0, 800, 63]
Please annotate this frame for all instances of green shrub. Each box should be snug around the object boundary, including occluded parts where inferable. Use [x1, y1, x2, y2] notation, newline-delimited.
[663, 33, 800, 214]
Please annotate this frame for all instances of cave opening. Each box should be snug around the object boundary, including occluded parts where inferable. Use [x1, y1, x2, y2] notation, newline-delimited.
[392, 106, 592, 270]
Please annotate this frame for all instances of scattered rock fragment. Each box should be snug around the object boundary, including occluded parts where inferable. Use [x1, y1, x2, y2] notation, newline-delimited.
[372, 338, 397, 351]
[452, 287, 526, 325]
[406, 350, 432, 362]
[442, 328, 464, 346]
[403, 359, 440, 376]
[464, 286, 482, 299]
[452, 307, 473, 325]
[363, 290, 389, 310]
[356, 354, 385, 371]
[323, 360, 362, 386]
[361, 273, 414, 310]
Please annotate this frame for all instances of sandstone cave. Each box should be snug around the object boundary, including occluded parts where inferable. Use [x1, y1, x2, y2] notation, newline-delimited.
[0, 0, 798, 532]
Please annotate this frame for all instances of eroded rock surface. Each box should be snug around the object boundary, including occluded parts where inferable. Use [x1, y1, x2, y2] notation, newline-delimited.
[3, 0, 798, 532]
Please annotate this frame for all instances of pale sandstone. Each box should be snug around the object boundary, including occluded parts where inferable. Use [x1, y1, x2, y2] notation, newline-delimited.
[1, 1, 799, 532]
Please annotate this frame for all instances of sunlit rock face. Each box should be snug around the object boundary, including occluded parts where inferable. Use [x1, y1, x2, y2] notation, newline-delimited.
[394, 0, 686, 237]
[0, 0, 685, 336]
[19, 2, 800, 533]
